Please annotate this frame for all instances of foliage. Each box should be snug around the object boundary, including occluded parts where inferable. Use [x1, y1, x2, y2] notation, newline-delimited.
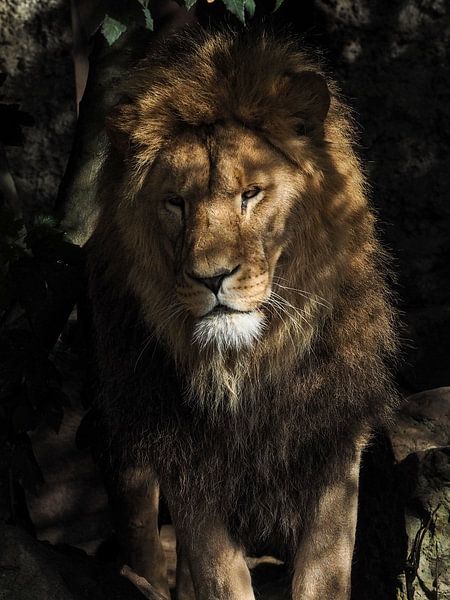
[101, 15, 128, 46]
[100, 0, 155, 45]
[0, 209, 84, 520]
[0, 82, 84, 522]
[100, 0, 285, 45]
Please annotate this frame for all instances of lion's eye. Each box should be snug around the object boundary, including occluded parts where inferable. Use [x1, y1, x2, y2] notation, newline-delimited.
[166, 195, 184, 214]
[241, 187, 261, 214]
[167, 195, 183, 207]
[242, 187, 261, 201]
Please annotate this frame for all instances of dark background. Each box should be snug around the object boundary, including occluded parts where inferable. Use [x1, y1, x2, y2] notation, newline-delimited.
[0, 1, 449, 599]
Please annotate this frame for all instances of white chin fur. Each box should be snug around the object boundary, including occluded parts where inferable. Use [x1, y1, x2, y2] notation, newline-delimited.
[192, 311, 265, 351]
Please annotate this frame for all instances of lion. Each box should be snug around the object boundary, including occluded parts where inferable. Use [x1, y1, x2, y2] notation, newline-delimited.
[87, 27, 398, 600]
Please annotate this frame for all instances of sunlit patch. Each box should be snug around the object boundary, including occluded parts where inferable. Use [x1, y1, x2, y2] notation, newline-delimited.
[192, 310, 265, 352]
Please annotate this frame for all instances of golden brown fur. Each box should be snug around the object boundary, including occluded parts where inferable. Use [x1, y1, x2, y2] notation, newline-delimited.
[87, 27, 398, 599]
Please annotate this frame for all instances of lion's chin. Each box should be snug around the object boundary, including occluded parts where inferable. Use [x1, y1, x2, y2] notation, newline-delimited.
[192, 310, 265, 352]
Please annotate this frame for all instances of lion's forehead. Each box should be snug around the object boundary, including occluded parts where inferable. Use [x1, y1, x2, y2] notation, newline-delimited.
[159, 136, 210, 191]
[156, 124, 287, 198]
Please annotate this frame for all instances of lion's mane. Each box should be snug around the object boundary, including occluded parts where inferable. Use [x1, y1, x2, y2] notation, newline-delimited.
[88, 28, 398, 560]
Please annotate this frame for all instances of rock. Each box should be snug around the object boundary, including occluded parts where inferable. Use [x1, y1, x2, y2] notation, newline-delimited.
[0, 0, 75, 214]
[0, 524, 150, 600]
[391, 387, 450, 461]
[351, 388, 450, 600]
[398, 447, 450, 600]
[26, 406, 110, 555]
[390, 388, 450, 600]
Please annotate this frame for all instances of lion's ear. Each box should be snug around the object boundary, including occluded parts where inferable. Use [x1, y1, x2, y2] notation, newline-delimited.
[105, 99, 138, 154]
[286, 71, 330, 133]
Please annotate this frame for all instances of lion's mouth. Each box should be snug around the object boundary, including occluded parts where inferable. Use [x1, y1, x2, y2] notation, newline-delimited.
[208, 304, 250, 317]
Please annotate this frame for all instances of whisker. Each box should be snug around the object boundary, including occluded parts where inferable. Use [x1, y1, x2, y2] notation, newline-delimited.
[268, 294, 318, 362]
[264, 301, 298, 355]
[272, 277, 332, 309]
[270, 291, 314, 330]
[267, 295, 308, 339]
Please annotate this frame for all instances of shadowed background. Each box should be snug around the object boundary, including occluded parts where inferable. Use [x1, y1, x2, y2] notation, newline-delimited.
[0, 1, 449, 599]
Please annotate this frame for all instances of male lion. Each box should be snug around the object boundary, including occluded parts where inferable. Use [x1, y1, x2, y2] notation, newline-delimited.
[87, 28, 398, 600]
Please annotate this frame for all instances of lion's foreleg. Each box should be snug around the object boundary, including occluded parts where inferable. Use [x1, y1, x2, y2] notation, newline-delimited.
[292, 449, 362, 600]
[167, 505, 254, 600]
[107, 467, 170, 599]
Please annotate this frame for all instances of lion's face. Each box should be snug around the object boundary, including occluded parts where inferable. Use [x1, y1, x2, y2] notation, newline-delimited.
[95, 31, 393, 409]
[121, 123, 301, 351]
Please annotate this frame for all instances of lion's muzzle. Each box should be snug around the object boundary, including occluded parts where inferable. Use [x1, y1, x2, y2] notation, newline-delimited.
[187, 264, 241, 296]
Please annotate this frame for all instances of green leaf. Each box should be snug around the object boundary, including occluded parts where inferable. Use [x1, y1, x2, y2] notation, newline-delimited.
[245, 0, 256, 17]
[184, 0, 197, 8]
[141, 6, 154, 30]
[137, 0, 154, 29]
[101, 14, 127, 46]
[222, 0, 246, 22]
[274, 0, 285, 10]
[32, 214, 58, 228]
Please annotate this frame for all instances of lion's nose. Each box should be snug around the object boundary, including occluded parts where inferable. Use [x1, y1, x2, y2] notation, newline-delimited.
[189, 266, 240, 295]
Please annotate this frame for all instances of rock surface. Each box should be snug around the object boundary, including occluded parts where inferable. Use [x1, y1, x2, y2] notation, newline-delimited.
[391, 387, 450, 461]
[0, 524, 148, 600]
[0, 0, 75, 214]
[397, 447, 450, 600]
[26, 407, 110, 554]
[391, 388, 450, 600]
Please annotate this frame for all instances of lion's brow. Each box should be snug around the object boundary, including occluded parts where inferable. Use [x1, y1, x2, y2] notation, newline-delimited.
[203, 130, 217, 196]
